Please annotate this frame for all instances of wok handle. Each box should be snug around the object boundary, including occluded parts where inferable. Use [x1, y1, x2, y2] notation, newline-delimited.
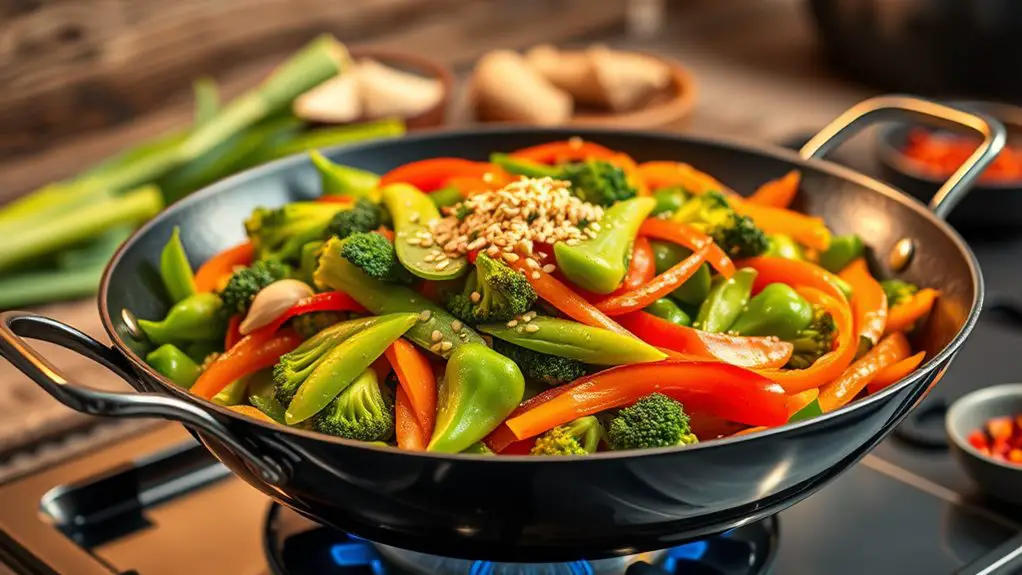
[0, 311, 286, 486]
[800, 95, 1006, 219]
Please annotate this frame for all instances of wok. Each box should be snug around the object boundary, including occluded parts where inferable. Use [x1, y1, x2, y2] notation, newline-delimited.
[0, 96, 1004, 562]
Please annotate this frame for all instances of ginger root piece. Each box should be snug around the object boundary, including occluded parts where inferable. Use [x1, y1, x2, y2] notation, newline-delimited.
[356, 59, 444, 120]
[294, 72, 362, 123]
[472, 50, 573, 125]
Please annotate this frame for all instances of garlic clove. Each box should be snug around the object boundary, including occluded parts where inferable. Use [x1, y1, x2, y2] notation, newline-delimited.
[239, 279, 315, 335]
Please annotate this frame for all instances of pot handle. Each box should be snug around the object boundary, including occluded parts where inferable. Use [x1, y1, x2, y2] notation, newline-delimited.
[800, 95, 1006, 219]
[0, 311, 286, 486]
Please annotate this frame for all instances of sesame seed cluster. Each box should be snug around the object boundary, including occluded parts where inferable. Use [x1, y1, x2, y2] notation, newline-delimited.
[423, 177, 603, 273]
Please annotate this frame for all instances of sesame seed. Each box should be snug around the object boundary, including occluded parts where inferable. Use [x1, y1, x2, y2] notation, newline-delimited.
[487, 246, 500, 256]
[406, 237, 421, 246]
[418, 310, 432, 322]
[435, 260, 450, 270]
[524, 311, 537, 320]
[521, 315, 532, 323]
[431, 330, 443, 342]
[451, 320, 463, 332]
[409, 212, 420, 223]
[542, 264, 556, 273]
[503, 252, 520, 263]
[424, 254, 436, 263]
[531, 271, 541, 280]
[430, 342, 443, 353]
[470, 291, 481, 303]
[525, 324, 540, 333]
[441, 341, 453, 351]
[526, 258, 539, 269]
[507, 320, 519, 328]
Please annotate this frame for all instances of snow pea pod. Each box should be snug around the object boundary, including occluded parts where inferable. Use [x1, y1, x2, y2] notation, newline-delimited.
[651, 186, 688, 217]
[286, 312, 418, 424]
[310, 150, 381, 201]
[145, 344, 201, 387]
[650, 240, 711, 307]
[159, 227, 196, 303]
[478, 315, 666, 365]
[818, 234, 864, 274]
[555, 196, 656, 294]
[695, 268, 757, 333]
[764, 234, 803, 261]
[382, 183, 467, 280]
[644, 297, 692, 327]
[428, 343, 525, 453]
[730, 283, 813, 340]
[138, 292, 226, 345]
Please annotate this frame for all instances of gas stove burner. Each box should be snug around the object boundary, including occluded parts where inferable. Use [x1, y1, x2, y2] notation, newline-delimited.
[263, 504, 778, 575]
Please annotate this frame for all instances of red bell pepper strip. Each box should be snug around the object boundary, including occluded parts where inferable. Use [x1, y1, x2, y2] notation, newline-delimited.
[395, 386, 429, 451]
[260, 291, 368, 335]
[379, 158, 497, 192]
[867, 351, 925, 394]
[840, 258, 888, 345]
[818, 331, 911, 412]
[385, 338, 437, 439]
[445, 169, 513, 196]
[225, 315, 243, 350]
[508, 258, 633, 338]
[617, 312, 793, 369]
[375, 227, 394, 242]
[191, 328, 303, 399]
[484, 384, 575, 453]
[747, 170, 801, 208]
[510, 139, 618, 164]
[885, 288, 940, 335]
[316, 195, 355, 204]
[754, 286, 855, 394]
[504, 361, 789, 439]
[635, 161, 739, 196]
[787, 388, 819, 417]
[596, 244, 709, 315]
[739, 256, 848, 304]
[731, 201, 832, 252]
[638, 218, 736, 277]
[194, 242, 253, 293]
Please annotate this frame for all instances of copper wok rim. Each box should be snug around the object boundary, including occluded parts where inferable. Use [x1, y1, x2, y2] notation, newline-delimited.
[98, 125, 984, 463]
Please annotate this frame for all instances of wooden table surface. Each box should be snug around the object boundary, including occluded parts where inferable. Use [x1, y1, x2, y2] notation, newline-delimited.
[0, 0, 879, 478]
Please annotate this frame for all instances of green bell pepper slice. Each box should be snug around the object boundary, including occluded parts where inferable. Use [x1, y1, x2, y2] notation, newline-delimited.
[818, 234, 864, 273]
[138, 292, 226, 345]
[213, 377, 250, 406]
[644, 297, 692, 326]
[730, 283, 814, 340]
[695, 268, 757, 333]
[478, 315, 666, 365]
[309, 150, 381, 201]
[382, 183, 467, 280]
[650, 240, 712, 306]
[315, 237, 486, 358]
[159, 227, 197, 303]
[554, 196, 656, 294]
[764, 233, 804, 261]
[650, 186, 688, 217]
[146, 344, 201, 387]
[429, 187, 465, 210]
[428, 343, 525, 453]
[489, 153, 561, 178]
[286, 312, 418, 424]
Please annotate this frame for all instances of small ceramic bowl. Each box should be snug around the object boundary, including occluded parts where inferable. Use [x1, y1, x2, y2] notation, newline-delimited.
[946, 383, 1022, 504]
[876, 100, 1022, 233]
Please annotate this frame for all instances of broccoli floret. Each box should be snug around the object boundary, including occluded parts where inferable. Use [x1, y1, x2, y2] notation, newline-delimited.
[881, 279, 919, 308]
[326, 198, 382, 239]
[608, 393, 698, 451]
[530, 416, 605, 455]
[443, 253, 537, 324]
[673, 191, 768, 259]
[562, 160, 637, 206]
[219, 260, 290, 316]
[786, 305, 837, 370]
[311, 368, 394, 442]
[291, 311, 349, 339]
[245, 202, 347, 262]
[492, 339, 585, 386]
[272, 324, 347, 406]
[339, 232, 414, 284]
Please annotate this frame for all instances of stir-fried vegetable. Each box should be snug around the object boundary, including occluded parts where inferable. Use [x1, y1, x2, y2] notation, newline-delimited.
[139, 141, 938, 456]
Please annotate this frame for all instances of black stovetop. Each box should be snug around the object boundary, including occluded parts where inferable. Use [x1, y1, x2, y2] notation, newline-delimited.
[2, 167, 1022, 575]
